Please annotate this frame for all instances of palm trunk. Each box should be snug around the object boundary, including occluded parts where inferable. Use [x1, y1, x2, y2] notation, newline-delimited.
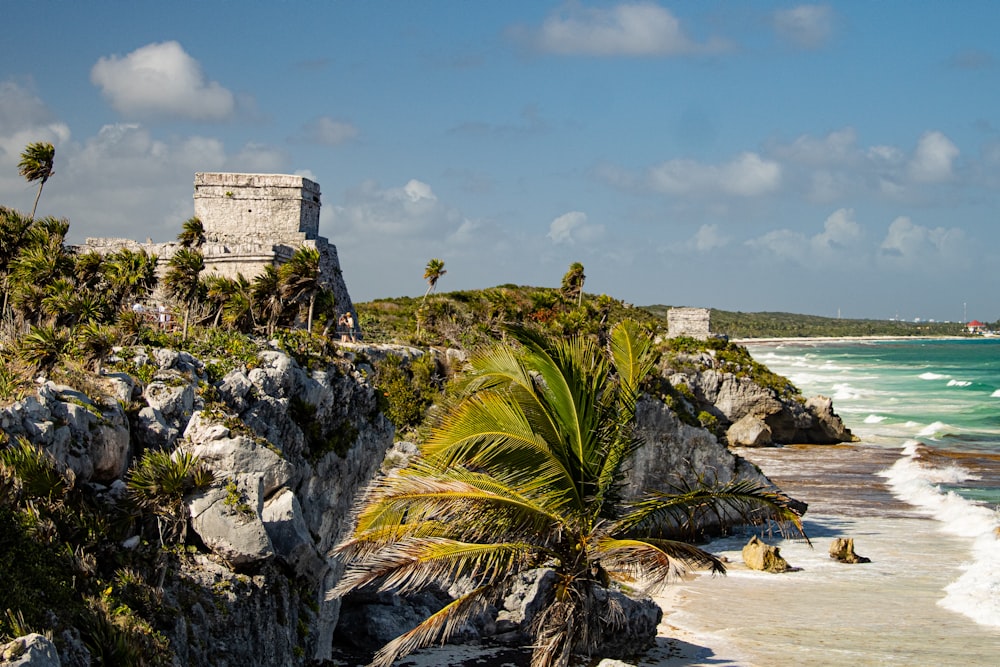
[30, 182, 44, 219]
[307, 294, 315, 334]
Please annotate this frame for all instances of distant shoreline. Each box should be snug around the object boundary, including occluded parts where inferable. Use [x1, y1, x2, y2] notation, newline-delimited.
[734, 335, 970, 345]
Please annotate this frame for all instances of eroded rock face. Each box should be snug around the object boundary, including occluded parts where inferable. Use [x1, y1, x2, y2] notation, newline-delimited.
[0, 345, 395, 666]
[667, 364, 854, 445]
[0, 382, 130, 483]
[627, 398, 772, 496]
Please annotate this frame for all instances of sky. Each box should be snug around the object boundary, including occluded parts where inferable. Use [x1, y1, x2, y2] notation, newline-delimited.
[2, 1, 999, 322]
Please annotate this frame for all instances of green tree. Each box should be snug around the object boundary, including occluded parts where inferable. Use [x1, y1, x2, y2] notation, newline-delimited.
[0, 207, 34, 319]
[334, 321, 804, 667]
[560, 261, 585, 308]
[75, 322, 117, 374]
[177, 216, 205, 248]
[163, 248, 204, 341]
[279, 246, 322, 333]
[421, 258, 447, 304]
[18, 142, 55, 218]
[251, 265, 285, 337]
[102, 248, 158, 312]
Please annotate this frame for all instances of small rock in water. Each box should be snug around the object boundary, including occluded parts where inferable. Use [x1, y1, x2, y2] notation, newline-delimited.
[829, 537, 871, 564]
[742, 535, 792, 573]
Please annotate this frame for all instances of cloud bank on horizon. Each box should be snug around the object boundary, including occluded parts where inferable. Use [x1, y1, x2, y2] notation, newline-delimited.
[1, 1, 998, 322]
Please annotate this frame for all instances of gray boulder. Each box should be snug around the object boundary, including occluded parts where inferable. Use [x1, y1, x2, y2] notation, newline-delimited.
[727, 413, 773, 447]
[188, 481, 274, 567]
[0, 633, 61, 667]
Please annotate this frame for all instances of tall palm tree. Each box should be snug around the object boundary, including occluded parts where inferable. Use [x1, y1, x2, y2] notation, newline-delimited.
[279, 247, 322, 333]
[251, 265, 285, 337]
[177, 216, 205, 248]
[422, 258, 446, 304]
[163, 248, 204, 341]
[333, 321, 805, 667]
[561, 261, 585, 307]
[18, 142, 55, 218]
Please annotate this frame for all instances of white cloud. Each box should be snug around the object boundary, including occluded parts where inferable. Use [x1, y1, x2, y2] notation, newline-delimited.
[691, 223, 729, 252]
[811, 207, 862, 255]
[771, 127, 858, 166]
[532, 2, 730, 56]
[773, 5, 835, 49]
[547, 211, 605, 245]
[746, 208, 864, 266]
[0, 82, 72, 191]
[648, 152, 782, 197]
[402, 179, 437, 203]
[908, 131, 959, 183]
[878, 216, 966, 268]
[301, 116, 359, 146]
[90, 41, 235, 120]
[330, 179, 451, 241]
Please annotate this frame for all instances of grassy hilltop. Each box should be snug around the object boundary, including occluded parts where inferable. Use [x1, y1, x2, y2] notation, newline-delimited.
[357, 286, 966, 346]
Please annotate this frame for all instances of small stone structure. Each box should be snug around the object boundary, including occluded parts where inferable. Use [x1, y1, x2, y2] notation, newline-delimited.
[667, 307, 711, 339]
[80, 173, 354, 323]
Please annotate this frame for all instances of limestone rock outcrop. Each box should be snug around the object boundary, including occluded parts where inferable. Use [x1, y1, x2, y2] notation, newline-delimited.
[0, 633, 61, 667]
[663, 359, 854, 446]
[829, 537, 871, 564]
[742, 535, 792, 572]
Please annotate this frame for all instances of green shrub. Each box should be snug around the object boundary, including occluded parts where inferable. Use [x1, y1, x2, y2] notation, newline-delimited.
[373, 353, 441, 433]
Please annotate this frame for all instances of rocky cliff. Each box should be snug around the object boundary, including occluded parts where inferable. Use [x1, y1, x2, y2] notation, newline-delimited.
[0, 337, 852, 666]
[1, 342, 393, 666]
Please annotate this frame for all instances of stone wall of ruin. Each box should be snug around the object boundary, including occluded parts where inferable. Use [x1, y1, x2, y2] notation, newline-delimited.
[193, 173, 321, 243]
[667, 307, 711, 339]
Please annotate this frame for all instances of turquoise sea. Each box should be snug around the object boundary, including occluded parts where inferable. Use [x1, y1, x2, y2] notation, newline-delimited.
[663, 338, 1000, 666]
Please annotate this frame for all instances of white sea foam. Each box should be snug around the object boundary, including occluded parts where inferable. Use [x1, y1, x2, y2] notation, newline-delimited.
[879, 445, 1000, 628]
[920, 372, 949, 380]
[917, 421, 949, 438]
[947, 379, 973, 387]
[832, 382, 860, 400]
[991, 389, 1000, 398]
[864, 414, 887, 423]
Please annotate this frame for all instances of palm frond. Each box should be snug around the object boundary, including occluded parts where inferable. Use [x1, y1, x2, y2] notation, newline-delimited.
[594, 537, 724, 593]
[332, 538, 538, 598]
[615, 478, 807, 543]
[369, 584, 494, 667]
[349, 469, 568, 545]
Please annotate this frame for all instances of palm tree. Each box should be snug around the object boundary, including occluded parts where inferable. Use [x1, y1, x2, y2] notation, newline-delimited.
[279, 247, 322, 333]
[221, 275, 256, 332]
[75, 322, 117, 374]
[422, 258, 447, 304]
[163, 248, 204, 341]
[561, 262, 585, 307]
[103, 248, 158, 311]
[177, 216, 205, 248]
[251, 265, 285, 337]
[0, 207, 34, 320]
[18, 142, 55, 218]
[333, 321, 805, 667]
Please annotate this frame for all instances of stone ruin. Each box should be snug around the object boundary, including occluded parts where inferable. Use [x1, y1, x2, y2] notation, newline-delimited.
[667, 307, 711, 339]
[80, 172, 355, 321]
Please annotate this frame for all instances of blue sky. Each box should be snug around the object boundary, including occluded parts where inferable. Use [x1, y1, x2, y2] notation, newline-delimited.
[2, 1, 999, 321]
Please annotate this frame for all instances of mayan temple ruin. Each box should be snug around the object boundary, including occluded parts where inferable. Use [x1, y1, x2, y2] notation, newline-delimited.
[81, 172, 355, 319]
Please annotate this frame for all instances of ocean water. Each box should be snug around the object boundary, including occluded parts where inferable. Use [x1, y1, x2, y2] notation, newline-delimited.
[663, 338, 1000, 666]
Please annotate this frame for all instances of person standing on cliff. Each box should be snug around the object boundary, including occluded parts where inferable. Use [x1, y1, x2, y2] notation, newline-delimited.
[346, 311, 356, 341]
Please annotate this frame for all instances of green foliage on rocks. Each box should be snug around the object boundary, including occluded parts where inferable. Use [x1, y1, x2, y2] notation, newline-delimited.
[372, 353, 442, 434]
